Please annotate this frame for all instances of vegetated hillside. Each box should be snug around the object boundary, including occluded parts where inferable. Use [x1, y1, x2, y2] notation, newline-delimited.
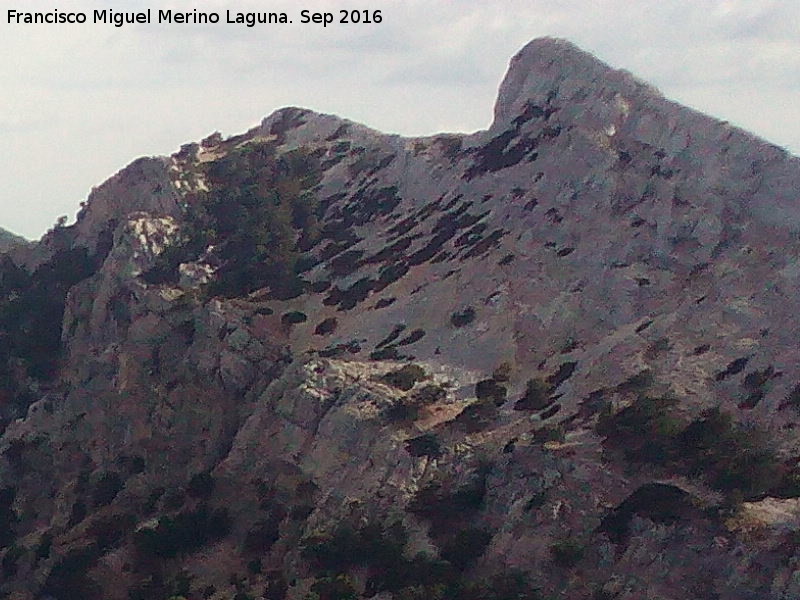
[1, 37, 800, 600]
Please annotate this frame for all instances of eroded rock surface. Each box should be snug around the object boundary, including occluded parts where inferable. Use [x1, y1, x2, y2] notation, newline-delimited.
[1, 38, 800, 600]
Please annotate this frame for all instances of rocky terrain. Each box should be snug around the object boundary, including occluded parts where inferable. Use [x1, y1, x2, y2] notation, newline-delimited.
[1, 37, 800, 600]
[0, 229, 27, 254]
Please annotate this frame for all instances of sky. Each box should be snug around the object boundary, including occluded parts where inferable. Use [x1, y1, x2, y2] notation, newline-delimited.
[1, 0, 799, 239]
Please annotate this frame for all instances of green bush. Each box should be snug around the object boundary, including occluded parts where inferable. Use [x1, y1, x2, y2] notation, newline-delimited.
[385, 384, 446, 423]
[491, 362, 512, 382]
[0, 487, 16, 547]
[596, 396, 681, 464]
[452, 401, 498, 433]
[88, 513, 136, 550]
[186, 471, 215, 498]
[550, 537, 585, 568]
[144, 142, 322, 300]
[309, 574, 358, 600]
[405, 433, 442, 458]
[281, 311, 308, 325]
[243, 512, 282, 554]
[532, 425, 565, 444]
[315, 318, 338, 336]
[42, 545, 101, 600]
[302, 521, 407, 576]
[450, 307, 476, 327]
[1, 544, 24, 577]
[440, 527, 492, 569]
[514, 378, 552, 411]
[408, 476, 486, 536]
[678, 408, 782, 499]
[92, 471, 124, 507]
[381, 364, 426, 391]
[475, 379, 507, 405]
[134, 505, 231, 559]
[0, 247, 99, 382]
[598, 399, 783, 500]
[35, 532, 53, 560]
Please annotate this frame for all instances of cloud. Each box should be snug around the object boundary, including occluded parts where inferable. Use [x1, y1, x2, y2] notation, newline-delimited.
[1, 0, 798, 238]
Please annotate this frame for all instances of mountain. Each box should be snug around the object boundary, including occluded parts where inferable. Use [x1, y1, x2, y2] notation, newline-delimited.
[1, 37, 800, 600]
[0, 227, 28, 253]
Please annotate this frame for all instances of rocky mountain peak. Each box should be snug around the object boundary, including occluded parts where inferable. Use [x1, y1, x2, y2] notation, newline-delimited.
[1, 38, 800, 600]
[492, 36, 654, 129]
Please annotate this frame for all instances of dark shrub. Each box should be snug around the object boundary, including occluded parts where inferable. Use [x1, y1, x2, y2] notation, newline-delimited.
[243, 513, 282, 554]
[68, 501, 87, 527]
[303, 521, 407, 574]
[616, 369, 654, 393]
[92, 471, 124, 507]
[369, 346, 401, 361]
[599, 483, 696, 544]
[405, 433, 442, 458]
[35, 532, 53, 560]
[187, 471, 215, 498]
[281, 311, 308, 325]
[408, 476, 486, 534]
[677, 408, 782, 499]
[42, 545, 102, 600]
[599, 400, 783, 501]
[381, 364, 426, 391]
[452, 401, 498, 433]
[450, 307, 476, 327]
[781, 384, 800, 411]
[550, 537, 585, 568]
[385, 384, 446, 423]
[533, 425, 565, 444]
[247, 558, 263, 574]
[374, 297, 396, 309]
[310, 574, 358, 600]
[0, 487, 16, 547]
[414, 384, 447, 405]
[475, 379, 507, 405]
[540, 403, 561, 420]
[143, 487, 165, 514]
[117, 454, 146, 475]
[264, 571, 288, 600]
[596, 396, 681, 465]
[88, 513, 136, 550]
[397, 329, 426, 346]
[0, 246, 98, 382]
[134, 505, 232, 559]
[1, 544, 24, 577]
[715, 357, 749, 381]
[315, 317, 338, 336]
[491, 362, 512, 382]
[547, 361, 577, 389]
[440, 528, 492, 569]
[515, 378, 552, 411]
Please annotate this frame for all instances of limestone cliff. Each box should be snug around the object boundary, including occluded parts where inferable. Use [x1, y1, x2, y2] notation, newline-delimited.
[1, 38, 800, 600]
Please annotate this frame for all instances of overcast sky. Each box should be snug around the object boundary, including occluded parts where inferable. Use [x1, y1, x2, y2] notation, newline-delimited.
[2, 0, 799, 239]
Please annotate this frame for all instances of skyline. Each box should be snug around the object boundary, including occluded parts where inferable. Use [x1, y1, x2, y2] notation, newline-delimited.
[2, 0, 799, 239]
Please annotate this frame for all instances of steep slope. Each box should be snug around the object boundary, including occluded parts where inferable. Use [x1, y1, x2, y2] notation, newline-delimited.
[1, 37, 800, 600]
[0, 228, 28, 253]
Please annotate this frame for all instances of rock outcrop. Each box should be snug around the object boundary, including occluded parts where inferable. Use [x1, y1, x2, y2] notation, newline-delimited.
[0, 228, 27, 254]
[1, 37, 800, 600]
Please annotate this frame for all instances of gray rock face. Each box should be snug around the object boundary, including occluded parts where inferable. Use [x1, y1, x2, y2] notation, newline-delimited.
[0, 227, 28, 253]
[1, 37, 800, 600]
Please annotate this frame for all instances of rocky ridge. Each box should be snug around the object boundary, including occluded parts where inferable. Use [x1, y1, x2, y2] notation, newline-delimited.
[1, 37, 800, 599]
[0, 228, 27, 254]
